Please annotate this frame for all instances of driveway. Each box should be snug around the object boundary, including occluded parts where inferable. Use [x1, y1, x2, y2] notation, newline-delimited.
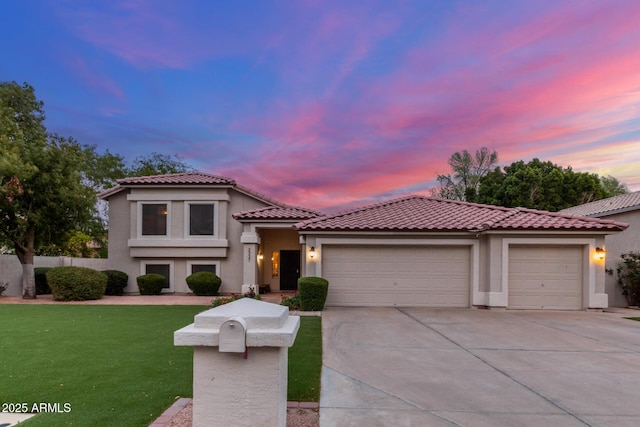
[320, 307, 640, 427]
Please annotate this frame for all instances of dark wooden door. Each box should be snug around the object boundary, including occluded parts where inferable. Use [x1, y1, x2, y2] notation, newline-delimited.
[280, 250, 301, 291]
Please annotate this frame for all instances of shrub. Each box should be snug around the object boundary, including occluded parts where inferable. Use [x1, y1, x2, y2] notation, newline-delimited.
[280, 291, 301, 310]
[617, 251, 640, 306]
[298, 277, 329, 311]
[186, 271, 221, 296]
[136, 274, 165, 295]
[35, 267, 53, 295]
[211, 291, 261, 307]
[47, 267, 107, 301]
[103, 270, 129, 295]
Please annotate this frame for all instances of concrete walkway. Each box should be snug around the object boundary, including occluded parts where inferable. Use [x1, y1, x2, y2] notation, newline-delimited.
[321, 307, 640, 427]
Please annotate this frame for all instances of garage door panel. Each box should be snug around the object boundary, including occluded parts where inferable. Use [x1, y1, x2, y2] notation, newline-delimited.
[323, 245, 470, 307]
[509, 245, 582, 310]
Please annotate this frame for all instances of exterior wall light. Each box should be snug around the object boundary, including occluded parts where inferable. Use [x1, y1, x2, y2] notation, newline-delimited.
[258, 252, 264, 261]
[595, 247, 605, 260]
[309, 247, 317, 259]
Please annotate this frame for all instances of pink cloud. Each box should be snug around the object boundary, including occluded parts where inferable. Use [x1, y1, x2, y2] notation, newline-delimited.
[66, 57, 127, 102]
[214, 1, 640, 208]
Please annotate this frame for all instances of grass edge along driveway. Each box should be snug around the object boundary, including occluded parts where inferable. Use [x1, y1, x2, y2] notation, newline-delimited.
[1, 305, 321, 426]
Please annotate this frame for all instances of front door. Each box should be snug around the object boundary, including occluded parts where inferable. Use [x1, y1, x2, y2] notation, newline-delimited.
[280, 250, 301, 291]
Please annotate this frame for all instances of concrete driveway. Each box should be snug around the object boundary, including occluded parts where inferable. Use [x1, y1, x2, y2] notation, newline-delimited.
[320, 307, 640, 427]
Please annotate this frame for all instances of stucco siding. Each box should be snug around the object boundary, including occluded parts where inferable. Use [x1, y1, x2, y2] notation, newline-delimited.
[103, 186, 273, 294]
[602, 210, 640, 306]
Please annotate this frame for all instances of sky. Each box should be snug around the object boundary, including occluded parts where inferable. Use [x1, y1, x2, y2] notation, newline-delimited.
[1, 0, 640, 211]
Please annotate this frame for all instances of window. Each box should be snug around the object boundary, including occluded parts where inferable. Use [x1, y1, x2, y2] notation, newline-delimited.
[187, 261, 220, 278]
[142, 203, 168, 236]
[191, 264, 217, 275]
[145, 264, 171, 289]
[189, 203, 215, 236]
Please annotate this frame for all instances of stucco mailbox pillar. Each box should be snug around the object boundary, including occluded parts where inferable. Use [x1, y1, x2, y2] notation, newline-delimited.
[174, 297, 300, 427]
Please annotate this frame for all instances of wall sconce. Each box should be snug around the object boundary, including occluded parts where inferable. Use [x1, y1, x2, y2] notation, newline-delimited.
[258, 251, 264, 261]
[309, 246, 317, 259]
[595, 247, 605, 260]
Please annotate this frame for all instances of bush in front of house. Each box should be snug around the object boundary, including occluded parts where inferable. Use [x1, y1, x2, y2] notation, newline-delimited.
[280, 291, 301, 310]
[297, 276, 329, 311]
[35, 267, 53, 294]
[185, 271, 221, 296]
[47, 266, 107, 301]
[103, 270, 129, 295]
[136, 274, 165, 295]
[616, 251, 640, 306]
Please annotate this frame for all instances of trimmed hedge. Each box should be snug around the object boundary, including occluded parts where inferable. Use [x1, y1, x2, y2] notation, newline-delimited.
[47, 267, 107, 301]
[185, 271, 221, 296]
[136, 274, 165, 295]
[298, 276, 329, 311]
[103, 270, 129, 295]
[35, 267, 53, 295]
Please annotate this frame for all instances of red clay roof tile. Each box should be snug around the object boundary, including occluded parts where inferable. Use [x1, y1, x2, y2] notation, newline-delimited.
[295, 195, 628, 232]
[233, 206, 320, 221]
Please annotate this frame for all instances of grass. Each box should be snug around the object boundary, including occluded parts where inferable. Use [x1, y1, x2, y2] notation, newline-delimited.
[0, 305, 322, 426]
[288, 316, 322, 401]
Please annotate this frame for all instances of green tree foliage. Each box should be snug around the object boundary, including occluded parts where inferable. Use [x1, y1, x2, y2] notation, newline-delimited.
[127, 152, 195, 177]
[434, 147, 498, 201]
[1, 82, 198, 276]
[476, 158, 608, 211]
[0, 82, 114, 297]
[600, 175, 628, 197]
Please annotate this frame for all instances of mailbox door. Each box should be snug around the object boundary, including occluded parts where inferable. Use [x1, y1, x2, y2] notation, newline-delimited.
[219, 318, 247, 353]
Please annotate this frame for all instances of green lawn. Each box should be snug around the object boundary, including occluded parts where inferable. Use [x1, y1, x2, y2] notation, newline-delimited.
[0, 305, 321, 426]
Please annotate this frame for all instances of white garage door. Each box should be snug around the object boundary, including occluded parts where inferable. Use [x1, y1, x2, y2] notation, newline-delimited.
[508, 245, 583, 310]
[322, 245, 471, 307]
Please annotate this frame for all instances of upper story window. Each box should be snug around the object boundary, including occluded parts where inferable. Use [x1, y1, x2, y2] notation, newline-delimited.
[188, 203, 215, 237]
[142, 203, 168, 236]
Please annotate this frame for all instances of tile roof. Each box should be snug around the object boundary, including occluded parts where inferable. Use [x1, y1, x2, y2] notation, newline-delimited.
[98, 173, 291, 209]
[115, 172, 236, 186]
[295, 195, 628, 232]
[558, 191, 640, 217]
[233, 206, 321, 221]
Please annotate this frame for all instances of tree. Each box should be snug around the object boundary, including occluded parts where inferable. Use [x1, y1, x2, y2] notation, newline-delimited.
[600, 175, 628, 197]
[127, 152, 195, 177]
[433, 147, 498, 201]
[0, 82, 108, 298]
[476, 158, 608, 211]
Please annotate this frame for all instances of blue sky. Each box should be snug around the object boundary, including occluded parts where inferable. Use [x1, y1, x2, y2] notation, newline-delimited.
[2, 0, 639, 210]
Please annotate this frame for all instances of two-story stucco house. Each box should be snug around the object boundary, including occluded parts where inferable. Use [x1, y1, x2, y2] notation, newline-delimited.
[100, 172, 628, 310]
[98, 173, 320, 294]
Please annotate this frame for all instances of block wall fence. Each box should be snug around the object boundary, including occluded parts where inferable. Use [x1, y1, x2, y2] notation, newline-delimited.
[0, 255, 110, 296]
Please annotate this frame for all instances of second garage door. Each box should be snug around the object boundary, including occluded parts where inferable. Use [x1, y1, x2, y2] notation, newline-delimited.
[322, 245, 471, 307]
[508, 245, 583, 310]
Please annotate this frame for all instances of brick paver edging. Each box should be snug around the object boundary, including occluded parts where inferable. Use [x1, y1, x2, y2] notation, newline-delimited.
[149, 398, 319, 426]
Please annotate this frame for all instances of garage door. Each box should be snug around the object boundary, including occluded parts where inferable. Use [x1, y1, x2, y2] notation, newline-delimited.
[322, 245, 471, 307]
[508, 245, 583, 310]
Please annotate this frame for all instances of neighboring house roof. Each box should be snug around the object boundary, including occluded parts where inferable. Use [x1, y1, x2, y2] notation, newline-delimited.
[233, 206, 321, 222]
[558, 191, 640, 218]
[98, 172, 295, 209]
[295, 195, 628, 232]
